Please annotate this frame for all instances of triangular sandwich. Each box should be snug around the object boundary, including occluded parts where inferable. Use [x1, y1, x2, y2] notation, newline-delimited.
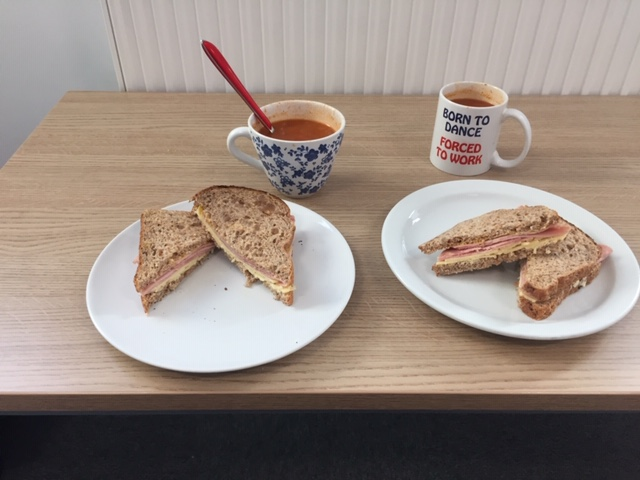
[191, 185, 296, 305]
[133, 209, 216, 313]
[518, 222, 612, 320]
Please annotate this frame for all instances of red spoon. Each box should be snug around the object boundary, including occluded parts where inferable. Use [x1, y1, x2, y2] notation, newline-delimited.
[201, 40, 274, 133]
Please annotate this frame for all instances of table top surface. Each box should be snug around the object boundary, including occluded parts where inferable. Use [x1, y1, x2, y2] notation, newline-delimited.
[1, 91, 638, 412]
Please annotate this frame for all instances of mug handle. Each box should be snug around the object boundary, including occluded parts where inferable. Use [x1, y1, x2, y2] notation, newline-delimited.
[491, 109, 532, 168]
[227, 127, 265, 171]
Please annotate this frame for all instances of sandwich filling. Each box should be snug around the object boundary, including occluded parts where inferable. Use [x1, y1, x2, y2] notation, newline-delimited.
[436, 223, 572, 265]
[195, 207, 295, 294]
[139, 242, 215, 296]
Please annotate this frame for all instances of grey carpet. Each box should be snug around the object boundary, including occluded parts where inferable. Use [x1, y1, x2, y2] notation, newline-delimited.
[1, 412, 639, 479]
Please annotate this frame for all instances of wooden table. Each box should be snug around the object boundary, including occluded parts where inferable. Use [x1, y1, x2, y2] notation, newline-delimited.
[1, 92, 638, 412]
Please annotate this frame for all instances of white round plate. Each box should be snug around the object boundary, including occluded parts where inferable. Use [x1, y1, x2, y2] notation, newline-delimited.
[87, 201, 355, 372]
[381, 180, 640, 340]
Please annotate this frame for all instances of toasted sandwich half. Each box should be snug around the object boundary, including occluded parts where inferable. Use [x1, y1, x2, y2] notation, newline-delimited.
[191, 185, 296, 306]
[518, 223, 612, 320]
[419, 205, 572, 276]
[134, 209, 216, 313]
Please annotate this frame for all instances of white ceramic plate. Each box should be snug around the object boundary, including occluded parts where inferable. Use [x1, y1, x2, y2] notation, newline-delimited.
[381, 180, 640, 340]
[87, 201, 355, 372]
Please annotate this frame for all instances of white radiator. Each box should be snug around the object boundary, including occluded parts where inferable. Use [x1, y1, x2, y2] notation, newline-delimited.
[104, 0, 640, 95]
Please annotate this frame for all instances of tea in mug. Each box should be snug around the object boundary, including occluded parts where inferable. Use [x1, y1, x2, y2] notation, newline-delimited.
[446, 96, 495, 108]
[257, 119, 336, 141]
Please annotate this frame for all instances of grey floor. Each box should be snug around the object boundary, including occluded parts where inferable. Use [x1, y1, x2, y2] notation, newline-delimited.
[1, 412, 639, 479]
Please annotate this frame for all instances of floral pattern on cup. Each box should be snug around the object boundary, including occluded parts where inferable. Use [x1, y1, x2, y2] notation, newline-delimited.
[250, 132, 344, 197]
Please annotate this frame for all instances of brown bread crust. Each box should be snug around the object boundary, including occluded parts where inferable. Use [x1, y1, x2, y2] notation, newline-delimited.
[191, 185, 295, 306]
[419, 205, 562, 254]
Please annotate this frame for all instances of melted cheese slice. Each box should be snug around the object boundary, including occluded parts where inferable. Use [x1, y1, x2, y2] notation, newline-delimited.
[518, 277, 588, 303]
[196, 207, 295, 295]
[436, 238, 562, 266]
[518, 289, 540, 303]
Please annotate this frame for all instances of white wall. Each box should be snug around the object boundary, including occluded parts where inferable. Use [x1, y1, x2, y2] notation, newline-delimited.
[0, 0, 120, 168]
[107, 0, 640, 96]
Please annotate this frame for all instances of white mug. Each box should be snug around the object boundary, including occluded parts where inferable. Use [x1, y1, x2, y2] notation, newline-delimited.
[429, 81, 532, 176]
[227, 100, 346, 198]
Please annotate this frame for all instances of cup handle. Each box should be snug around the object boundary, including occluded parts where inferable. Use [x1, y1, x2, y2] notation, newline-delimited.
[227, 127, 265, 171]
[491, 109, 532, 168]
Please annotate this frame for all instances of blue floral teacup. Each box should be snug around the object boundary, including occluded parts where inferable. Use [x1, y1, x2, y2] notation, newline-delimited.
[227, 100, 346, 198]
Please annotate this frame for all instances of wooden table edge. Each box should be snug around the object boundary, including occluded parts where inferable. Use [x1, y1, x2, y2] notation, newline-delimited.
[2, 393, 640, 413]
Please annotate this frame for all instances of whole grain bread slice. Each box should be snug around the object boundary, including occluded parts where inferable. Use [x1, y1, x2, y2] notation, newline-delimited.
[134, 209, 216, 313]
[431, 249, 558, 276]
[191, 185, 295, 306]
[419, 205, 562, 254]
[517, 223, 607, 320]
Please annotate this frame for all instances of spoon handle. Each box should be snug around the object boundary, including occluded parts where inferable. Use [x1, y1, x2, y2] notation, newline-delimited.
[201, 40, 274, 133]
